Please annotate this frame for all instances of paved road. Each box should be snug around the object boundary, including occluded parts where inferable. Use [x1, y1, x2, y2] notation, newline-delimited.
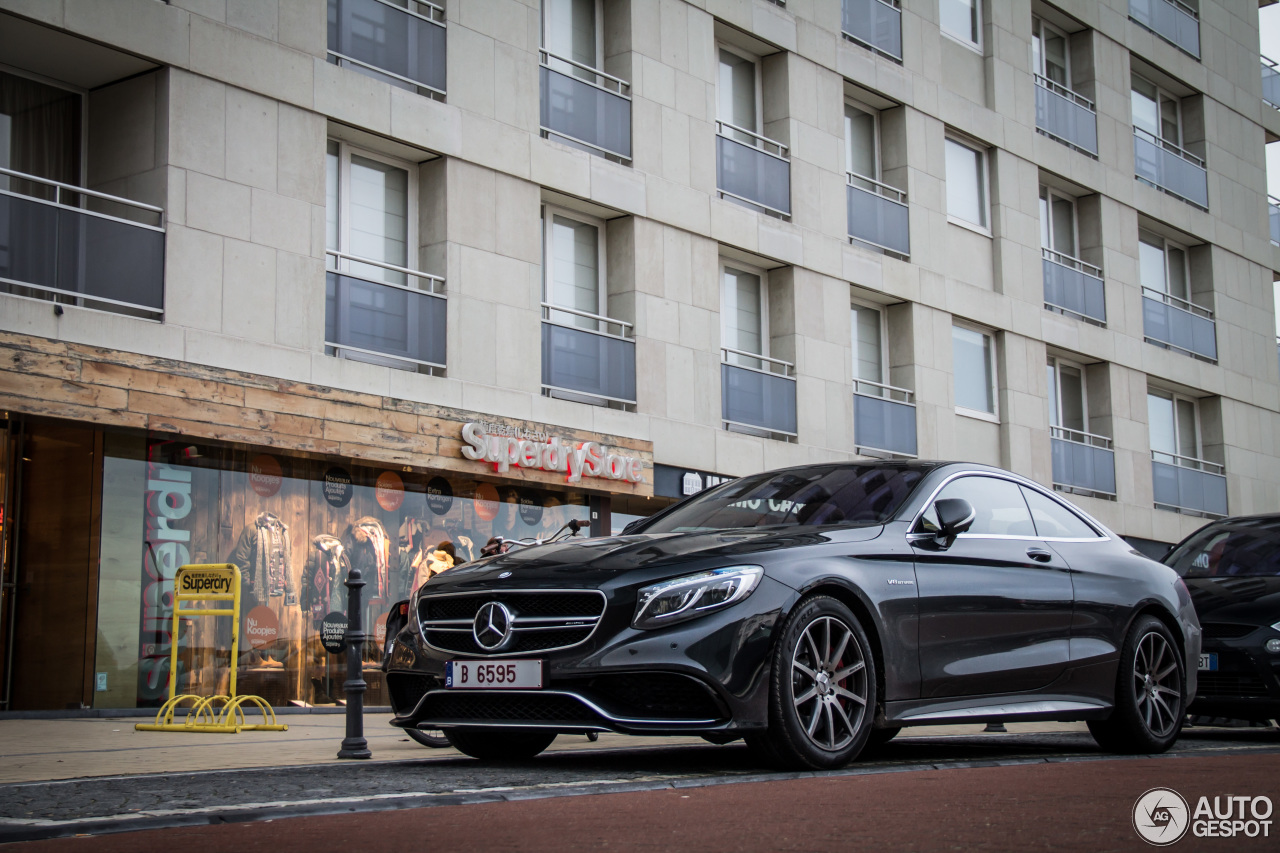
[1, 727, 1277, 845]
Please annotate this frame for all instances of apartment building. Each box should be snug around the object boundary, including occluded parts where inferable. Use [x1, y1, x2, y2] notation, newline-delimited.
[0, 0, 1277, 712]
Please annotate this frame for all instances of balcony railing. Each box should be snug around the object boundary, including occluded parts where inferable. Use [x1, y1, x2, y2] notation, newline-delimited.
[1142, 286, 1216, 362]
[1276, 336, 1279, 377]
[1129, 0, 1200, 59]
[1264, 57, 1280, 109]
[1269, 195, 1280, 245]
[1051, 427, 1116, 498]
[722, 348, 797, 438]
[841, 0, 902, 62]
[541, 303, 636, 406]
[1133, 128, 1208, 209]
[539, 50, 631, 163]
[1034, 74, 1098, 157]
[846, 172, 909, 257]
[327, 0, 446, 99]
[853, 379, 916, 457]
[716, 121, 791, 218]
[325, 250, 446, 372]
[0, 167, 165, 319]
[1042, 248, 1106, 326]
[1152, 450, 1227, 518]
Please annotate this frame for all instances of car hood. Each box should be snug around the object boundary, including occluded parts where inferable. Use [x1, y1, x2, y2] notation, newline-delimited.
[1184, 575, 1280, 625]
[424, 526, 884, 590]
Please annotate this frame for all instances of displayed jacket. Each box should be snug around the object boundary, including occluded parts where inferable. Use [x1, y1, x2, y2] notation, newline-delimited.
[302, 534, 348, 621]
[415, 549, 454, 591]
[229, 512, 296, 601]
[341, 517, 390, 603]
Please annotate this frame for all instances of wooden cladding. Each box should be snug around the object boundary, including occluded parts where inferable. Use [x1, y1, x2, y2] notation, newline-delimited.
[0, 333, 653, 496]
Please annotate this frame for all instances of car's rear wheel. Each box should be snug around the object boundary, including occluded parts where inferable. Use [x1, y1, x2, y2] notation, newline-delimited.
[758, 595, 877, 770]
[1088, 615, 1185, 754]
[406, 728, 450, 748]
[444, 728, 557, 760]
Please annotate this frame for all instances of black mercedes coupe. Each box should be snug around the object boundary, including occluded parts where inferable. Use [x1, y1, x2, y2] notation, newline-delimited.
[382, 461, 1200, 769]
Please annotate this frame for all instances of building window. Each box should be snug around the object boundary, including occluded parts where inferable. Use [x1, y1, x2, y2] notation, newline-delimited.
[1046, 355, 1086, 434]
[543, 0, 603, 76]
[326, 141, 414, 282]
[1131, 73, 1183, 149]
[940, 0, 981, 49]
[1138, 229, 1189, 302]
[718, 45, 762, 140]
[945, 137, 989, 230]
[851, 301, 885, 386]
[952, 324, 996, 417]
[722, 262, 769, 370]
[542, 205, 606, 329]
[845, 101, 879, 184]
[1147, 388, 1200, 463]
[1039, 185, 1078, 258]
[1031, 17, 1069, 87]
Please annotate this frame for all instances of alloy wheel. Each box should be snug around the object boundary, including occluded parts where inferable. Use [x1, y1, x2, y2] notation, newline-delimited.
[790, 615, 869, 751]
[1133, 630, 1182, 739]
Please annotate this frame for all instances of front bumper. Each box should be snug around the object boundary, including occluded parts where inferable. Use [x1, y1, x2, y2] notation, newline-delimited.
[385, 576, 797, 735]
[1188, 634, 1280, 720]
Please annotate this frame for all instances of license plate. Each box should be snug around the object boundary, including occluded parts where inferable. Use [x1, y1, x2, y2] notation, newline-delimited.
[445, 659, 543, 689]
[1198, 653, 1218, 671]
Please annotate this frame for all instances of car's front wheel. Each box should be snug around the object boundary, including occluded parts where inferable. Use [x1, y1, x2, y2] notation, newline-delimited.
[406, 728, 450, 748]
[444, 728, 557, 760]
[1088, 615, 1185, 754]
[758, 595, 877, 770]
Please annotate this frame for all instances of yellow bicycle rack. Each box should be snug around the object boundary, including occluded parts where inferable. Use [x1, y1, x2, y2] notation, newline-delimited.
[136, 564, 288, 734]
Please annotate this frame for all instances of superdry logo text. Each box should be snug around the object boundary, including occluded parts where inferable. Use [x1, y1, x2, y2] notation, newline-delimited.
[179, 572, 233, 595]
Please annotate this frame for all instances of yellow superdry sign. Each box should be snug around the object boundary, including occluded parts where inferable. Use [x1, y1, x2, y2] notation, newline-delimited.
[135, 564, 287, 734]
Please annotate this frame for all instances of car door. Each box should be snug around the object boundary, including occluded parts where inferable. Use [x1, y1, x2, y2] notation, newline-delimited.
[910, 474, 1075, 698]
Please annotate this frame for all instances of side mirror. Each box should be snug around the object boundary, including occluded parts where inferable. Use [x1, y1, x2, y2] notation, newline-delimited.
[934, 498, 976, 540]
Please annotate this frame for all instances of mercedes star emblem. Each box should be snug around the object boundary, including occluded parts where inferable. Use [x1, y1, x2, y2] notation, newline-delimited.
[473, 601, 514, 651]
[498, 571, 512, 578]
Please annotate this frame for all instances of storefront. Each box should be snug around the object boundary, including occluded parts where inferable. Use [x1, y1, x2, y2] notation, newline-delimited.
[0, 403, 666, 712]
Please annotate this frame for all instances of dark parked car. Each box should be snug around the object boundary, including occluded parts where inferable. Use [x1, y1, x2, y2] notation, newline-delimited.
[382, 461, 1200, 768]
[1163, 514, 1280, 724]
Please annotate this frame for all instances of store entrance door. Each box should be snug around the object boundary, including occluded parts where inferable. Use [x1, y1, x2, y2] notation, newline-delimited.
[0, 420, 101, 710]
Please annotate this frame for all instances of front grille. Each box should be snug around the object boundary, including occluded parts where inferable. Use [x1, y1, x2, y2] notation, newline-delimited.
[583, 673, 726, 721]
[1197, 672, 1272, 699]
[1201, 623, 1257, 640]
[419, 692, 602, 724]
[419, 590, 606, 656]
[387, 672, 434, 713]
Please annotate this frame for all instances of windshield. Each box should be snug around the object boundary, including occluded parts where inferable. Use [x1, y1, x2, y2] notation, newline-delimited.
[1165, 519, 1280, 578]
[641, 465, 927, 534]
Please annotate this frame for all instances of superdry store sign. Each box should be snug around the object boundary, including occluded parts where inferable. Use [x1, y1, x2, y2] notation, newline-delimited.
[460, 422, 645, 484]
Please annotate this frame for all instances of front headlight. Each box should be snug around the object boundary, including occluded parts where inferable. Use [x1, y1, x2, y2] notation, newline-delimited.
[633, 566, 763, 630]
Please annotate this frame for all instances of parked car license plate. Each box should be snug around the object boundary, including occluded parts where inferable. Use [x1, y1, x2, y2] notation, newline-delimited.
[446, 660, 543, 689]
[1198, 653, 1218, 671]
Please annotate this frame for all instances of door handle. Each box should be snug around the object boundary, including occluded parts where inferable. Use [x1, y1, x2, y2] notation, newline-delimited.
[1026, 547, 1054, 563]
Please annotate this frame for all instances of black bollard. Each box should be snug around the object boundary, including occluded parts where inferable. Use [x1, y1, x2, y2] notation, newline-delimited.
[337, 563, 371, 759]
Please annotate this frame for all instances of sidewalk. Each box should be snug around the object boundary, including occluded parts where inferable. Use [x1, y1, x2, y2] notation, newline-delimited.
[0, 714, 1088, 785]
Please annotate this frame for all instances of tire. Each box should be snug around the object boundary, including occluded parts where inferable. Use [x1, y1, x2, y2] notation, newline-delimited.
[444, 728, 557, 760]
[756, 595, 878, 770]
[867, 726, 901, 748]
[406, 728, 450, 748]
[1088, 615, 1185, 754]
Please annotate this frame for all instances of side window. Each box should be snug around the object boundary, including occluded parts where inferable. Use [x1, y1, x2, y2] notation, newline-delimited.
[917, 476, 1035, 536]
[1020, 487, 1099, 539]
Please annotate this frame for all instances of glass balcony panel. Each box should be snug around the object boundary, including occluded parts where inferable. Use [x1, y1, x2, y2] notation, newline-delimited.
[1142, 293, 1216, 361]
[539, 64, 631, 161]
[841, 0, 902, 61]
[1133, 132, 1208, 209]
[1034, 80, 1098, 156]
[327, 0, 446, 95]
[325, 270, 446, 368]
[1129, 0, 1200, 58]
[1042, 256, 1106, 324]
[1269, 197, 1279, 245]
[1051, 437, 1116, 496]
[1152, 459, 1227, 517]
[1263, 61, 1280, 108]
[0, 192, 164, 316]
[722, 363, 797, 436]
[854, 393, 916, 457]
[716, 134, 791, 216]
[541, 322, 636, 404]
[846, 182, 909, 256]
